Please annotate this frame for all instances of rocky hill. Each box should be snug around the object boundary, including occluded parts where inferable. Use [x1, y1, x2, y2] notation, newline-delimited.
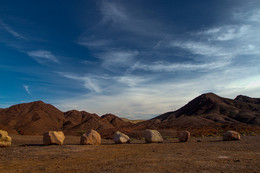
[117, 93, 260, 137]
[0, 101, 130, 136]
[0, 93, 260, 137]
[154, 93, 260, 126]
[0, 101, 65, 135]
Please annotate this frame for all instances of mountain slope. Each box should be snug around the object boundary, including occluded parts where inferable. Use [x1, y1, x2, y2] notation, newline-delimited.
[0, 101, 65, 135]
[118, 93, 260, 138]
[0, 102, 131, 136]
[154, 93, 260, 126]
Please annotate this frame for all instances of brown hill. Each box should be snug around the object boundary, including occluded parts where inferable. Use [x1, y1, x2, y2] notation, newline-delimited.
[0, 101, 131, 136]
[1, 93, 260, 138]
[235, 95, 260, 105]
[0, 101, 65, 135]
[63, 111, 124, 135]
[118, 93, 260, 138]
[154, 93, 260, 126]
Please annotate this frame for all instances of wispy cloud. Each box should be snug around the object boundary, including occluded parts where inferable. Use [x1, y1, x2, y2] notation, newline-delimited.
[198, 25, 251, 41]
[99, 0, 164, 37]
[100, 0, 128, 24]
[23, 85, 31, 95]
[130, 61, 230, 72]
[171, 41, 229, 58]
[27, 50, 59, 64]
[97, 50, 139, 68]
[0, 20, 26, 39]
[77, 38, 112, 49]
[115, 75, 151, 87]
[58, 73, 102, 93]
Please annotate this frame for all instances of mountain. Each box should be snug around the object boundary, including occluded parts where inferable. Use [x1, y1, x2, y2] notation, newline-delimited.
[154, 93, 260, 125]
[0, 101, 131, 136]
[234, 95, 260, 105]
[0, 101, 65, 135]
[117, 93, 260, 138]
[63, 111, 130, 135]
[0, 93, 260, 138]
[141, 93, 260, 134]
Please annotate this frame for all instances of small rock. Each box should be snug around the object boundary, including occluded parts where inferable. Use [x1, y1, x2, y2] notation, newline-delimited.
[80, 129, 101, 145]
[43, 131, 65, 145]
[144, 129, 163, 143]
[223, 130, 240, 141]
[0, 130, 12, 147]
[178, 131, 190, 142]
[113, 131, 130, 144]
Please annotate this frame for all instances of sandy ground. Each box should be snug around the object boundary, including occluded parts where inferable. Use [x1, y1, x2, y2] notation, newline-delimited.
[0, 135, 260, 173]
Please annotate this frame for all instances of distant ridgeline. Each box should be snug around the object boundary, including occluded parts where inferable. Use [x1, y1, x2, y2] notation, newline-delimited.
[0, 93, 260, 138]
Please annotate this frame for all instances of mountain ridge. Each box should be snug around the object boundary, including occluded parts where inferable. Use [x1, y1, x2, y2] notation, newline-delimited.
[0, 93, 260, 137]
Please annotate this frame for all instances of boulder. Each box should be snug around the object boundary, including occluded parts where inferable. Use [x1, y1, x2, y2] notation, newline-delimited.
[113, 131, 130, 144]
[223, 130, 240, 141]
[0, 130, 12, 147]
[178, 131, 190, 142]
[43, 131, 65, 145]
[144, 129, 163, 143]
[80, 129, 101, 145]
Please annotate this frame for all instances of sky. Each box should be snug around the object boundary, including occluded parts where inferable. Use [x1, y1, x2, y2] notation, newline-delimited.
[0, 0, 260, 119]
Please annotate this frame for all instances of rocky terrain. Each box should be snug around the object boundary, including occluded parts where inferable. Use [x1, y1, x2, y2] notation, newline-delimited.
[0, 134, 259, 173]
[0, 93, 260, 138]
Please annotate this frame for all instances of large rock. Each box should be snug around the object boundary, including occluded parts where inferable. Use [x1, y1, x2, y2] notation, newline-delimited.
[144, 129, 163, 143]
[0, 130, 12, 147]
[43, 131, 65, 145]
[178, 131, 190, 142]
[223, 130, 240, 141]
[80, 129, 101, 145]
[113, 131, 130, 144]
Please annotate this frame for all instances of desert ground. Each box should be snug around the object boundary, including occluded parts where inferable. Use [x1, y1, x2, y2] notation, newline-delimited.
[0, 134, 260, 173]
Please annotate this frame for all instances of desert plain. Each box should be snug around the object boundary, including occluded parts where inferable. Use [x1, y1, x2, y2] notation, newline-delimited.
[0, 134, 259, 173]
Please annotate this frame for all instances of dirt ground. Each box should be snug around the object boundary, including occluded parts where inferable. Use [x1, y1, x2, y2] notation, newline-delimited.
[0, 135, 260, 173]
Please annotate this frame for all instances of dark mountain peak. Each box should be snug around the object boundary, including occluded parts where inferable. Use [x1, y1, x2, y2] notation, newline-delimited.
[234, 95, 260, 105]
[101, 113, 118, 119]
[64, 110, 100, 122]
[101, 113, 131, 127]
[196, 92, 222, 102]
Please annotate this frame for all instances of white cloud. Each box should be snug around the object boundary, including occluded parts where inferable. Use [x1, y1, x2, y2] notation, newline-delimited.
[0, 20, 26, 39]
[198, 25, 251, 41]
[97, 50, 139, 68]
[115, 75, 151, 87]
[27, 50, 59, 64]
[171, 41, 231, 58]
[23, 85, 31, 95]
[130, 60, 230, 72]
[59, 73, 102, 93]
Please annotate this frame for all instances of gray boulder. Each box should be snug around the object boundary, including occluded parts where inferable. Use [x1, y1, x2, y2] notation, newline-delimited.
[144, 129, 163, 143]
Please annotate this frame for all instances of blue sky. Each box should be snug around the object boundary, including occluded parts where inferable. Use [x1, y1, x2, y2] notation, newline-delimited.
[1, 0, 260, 119]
